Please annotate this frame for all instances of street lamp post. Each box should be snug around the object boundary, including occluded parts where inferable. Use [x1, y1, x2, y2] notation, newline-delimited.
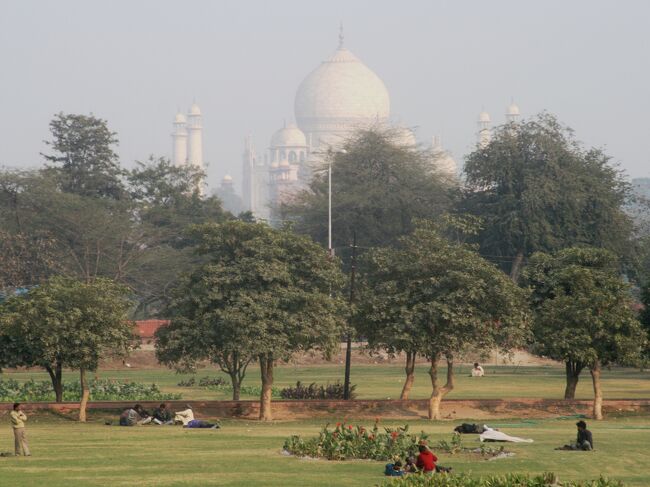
[328, 160, 332, 257]
[326, 149, 345, 258]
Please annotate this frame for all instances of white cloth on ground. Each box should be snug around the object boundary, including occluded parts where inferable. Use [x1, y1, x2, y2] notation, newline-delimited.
[479, 426, 533, 443]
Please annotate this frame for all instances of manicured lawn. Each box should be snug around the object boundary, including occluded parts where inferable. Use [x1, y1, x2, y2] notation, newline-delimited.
[0, 414, 649, 486]
[3, 364, 650, 401]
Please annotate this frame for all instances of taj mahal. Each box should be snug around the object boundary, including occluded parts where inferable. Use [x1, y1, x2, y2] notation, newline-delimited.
[169, 29, 521, 220]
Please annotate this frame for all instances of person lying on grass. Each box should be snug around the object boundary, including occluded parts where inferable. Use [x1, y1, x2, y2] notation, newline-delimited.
[555, 420, 594, 451]
[183, 419, 220, 429]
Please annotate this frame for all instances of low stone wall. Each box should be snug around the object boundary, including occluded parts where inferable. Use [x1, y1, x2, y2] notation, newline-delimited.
[2, 398, 650, 420]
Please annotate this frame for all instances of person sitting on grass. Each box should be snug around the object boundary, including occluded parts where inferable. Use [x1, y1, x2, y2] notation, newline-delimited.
[136, 405, 153, 425]
[471, 362, 485, 377]
[119, 405, 141, 426]
[174, 404, 194, 425]
[404, 456, 419, 473]
[152, 403, 173, 425]
[416, 443, 438, 473]
[384, 460, 404, 476]
[556, 420, 594, 451]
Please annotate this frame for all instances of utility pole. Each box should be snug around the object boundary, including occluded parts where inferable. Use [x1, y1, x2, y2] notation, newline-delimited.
[343, 231, 357, 400]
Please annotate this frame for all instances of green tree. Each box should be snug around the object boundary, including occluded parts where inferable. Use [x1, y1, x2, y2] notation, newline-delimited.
[126, 157, 230, 314]
[156, 221, 346, 419]
[0, 277, 136, 418]
[43, 113, 125, 199]
[358, 221, 529, 419]
[281, 128, 457, 253]
[462, 113, 633, 281]
[0, 159, 229, 315]
[523, 247, 646, 418]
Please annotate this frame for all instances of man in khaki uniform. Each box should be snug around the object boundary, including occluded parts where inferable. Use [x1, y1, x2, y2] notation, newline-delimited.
[10, 403, 30, 456]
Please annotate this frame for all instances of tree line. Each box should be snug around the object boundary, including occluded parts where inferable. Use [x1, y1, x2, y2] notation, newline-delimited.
[1, 112, 649, 422]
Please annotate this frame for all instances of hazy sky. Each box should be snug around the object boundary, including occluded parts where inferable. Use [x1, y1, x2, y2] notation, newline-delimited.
[1, 0, 649, 193]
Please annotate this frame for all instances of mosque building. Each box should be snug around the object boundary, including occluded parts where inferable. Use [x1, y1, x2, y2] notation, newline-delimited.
[168, 30, 521, 219]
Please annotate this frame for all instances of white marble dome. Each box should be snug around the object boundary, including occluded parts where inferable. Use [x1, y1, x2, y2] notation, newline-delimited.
[270, 123, 307, 147]
[294, 45, 390, 141]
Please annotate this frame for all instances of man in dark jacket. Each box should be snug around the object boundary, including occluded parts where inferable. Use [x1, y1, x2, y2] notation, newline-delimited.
[152, 403, 173, 425]
[556, 420, 593, 451]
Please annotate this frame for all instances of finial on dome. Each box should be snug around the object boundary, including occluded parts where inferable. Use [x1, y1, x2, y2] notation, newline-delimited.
[338, 22, 344, 48]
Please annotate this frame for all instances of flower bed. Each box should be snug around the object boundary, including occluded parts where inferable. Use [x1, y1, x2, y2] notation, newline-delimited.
[283, 422, 430, 461]
[380, 472, 624, 486]
[0, 378, 180, 402]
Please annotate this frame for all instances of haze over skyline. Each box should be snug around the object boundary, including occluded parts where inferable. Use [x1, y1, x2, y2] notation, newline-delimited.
[1, 0, 649, 192]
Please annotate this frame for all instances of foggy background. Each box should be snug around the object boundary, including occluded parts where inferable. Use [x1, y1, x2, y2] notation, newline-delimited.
[1, 0, 648, 192]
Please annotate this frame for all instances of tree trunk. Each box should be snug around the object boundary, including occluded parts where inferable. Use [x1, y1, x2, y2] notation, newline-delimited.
[590, 360, 603, 420]
[78, 368, 90, 422]
[400, 351, 416, 400]
[428, 354, 454, 420]
[229, 371, 242, 401]
[564, 360, 584, 400]
[259, 355, 274, 421]
[509, 251, 525, 283]
[45, 362, 64, 402]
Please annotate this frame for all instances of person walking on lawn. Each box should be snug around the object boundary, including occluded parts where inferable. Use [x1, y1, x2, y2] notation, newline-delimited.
[10, 403, 30, 456]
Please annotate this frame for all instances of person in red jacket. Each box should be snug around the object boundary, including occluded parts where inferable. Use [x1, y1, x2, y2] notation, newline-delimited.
[416, 444, 437, 473]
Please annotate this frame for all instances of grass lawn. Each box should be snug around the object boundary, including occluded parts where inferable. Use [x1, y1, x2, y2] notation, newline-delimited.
[3, 364, 650, 401]
[0, 414, 649, 486]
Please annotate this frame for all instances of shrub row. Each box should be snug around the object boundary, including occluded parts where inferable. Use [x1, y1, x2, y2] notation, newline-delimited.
[279, 381, 356, 400]
[380, 473, 623, 487]
[0, 378, 181, 402]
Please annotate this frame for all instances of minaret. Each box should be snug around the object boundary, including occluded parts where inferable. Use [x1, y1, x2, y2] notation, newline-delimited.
[506, 101, 521, 123]
[477, 111, 491, 148]
[172, 112, 188, 166]
[242, 135, 256, 212]
[187, 102, 203, 169]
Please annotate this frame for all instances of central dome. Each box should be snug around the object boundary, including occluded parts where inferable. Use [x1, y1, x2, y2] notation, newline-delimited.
[294, 45, 390, 145]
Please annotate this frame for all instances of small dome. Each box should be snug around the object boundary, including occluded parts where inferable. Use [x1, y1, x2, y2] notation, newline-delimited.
[478, 111, 491, 122]
[270, 123, 307, 147]
[507, 102, 520, 116]
[223, 174, 233, 182]
[174, 112, 186, 124]
[392, 125, 417, 148]
[189, 103, 201, 116]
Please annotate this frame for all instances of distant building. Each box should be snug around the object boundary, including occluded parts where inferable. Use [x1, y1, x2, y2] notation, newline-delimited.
[213, 175, 244, 215]
[135, 319, 169, 344]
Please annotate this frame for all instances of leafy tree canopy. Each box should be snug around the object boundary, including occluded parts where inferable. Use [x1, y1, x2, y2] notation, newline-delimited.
[281, 128, 458, 255]
[523, 247, 646, 418]
[156, 220, 347, 419]
[358, 220, 529, 418]
[43, 113, 125, 199]
[0, 277, 136, 414]
[462, 113, 633, 281]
